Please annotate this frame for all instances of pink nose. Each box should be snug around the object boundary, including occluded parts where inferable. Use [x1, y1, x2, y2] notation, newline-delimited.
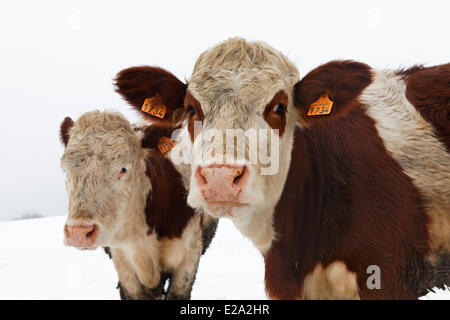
[64, 224, 99, 247]
[196, 164, 249, 203]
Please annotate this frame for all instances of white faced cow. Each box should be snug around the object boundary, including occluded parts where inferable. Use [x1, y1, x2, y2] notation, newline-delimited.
[60, 110, 217, 299]
[115, 38, 449, 299]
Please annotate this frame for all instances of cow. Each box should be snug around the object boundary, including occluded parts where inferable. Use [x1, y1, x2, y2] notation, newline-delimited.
[59, 110, 217, 299]
[114, 37, 449, 299]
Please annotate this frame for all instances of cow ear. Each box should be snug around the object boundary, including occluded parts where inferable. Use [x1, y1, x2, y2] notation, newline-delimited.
[139, 125, 175, 150]
[60, 117, 74, 147]
[294, 60, 372, 124]
[115, 66, 187, 128]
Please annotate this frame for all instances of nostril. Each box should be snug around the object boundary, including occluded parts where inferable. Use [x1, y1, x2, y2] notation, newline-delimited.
[233, 166, 248, 186]
[196, 167, 208, 186]
[233, 170, 244, 185]
[86, 225, 98, 238]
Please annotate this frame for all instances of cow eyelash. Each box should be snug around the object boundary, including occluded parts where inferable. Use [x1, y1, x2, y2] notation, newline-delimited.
[187, 105, 196, 116]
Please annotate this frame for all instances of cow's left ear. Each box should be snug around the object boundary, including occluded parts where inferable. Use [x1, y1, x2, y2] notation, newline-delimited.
[115, 66, 187, 128]
[60, 117, 74, 147]
[294, 60, 372, 124]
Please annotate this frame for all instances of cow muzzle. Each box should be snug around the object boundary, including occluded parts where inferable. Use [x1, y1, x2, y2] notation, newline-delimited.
[64, 223, 99, 249]
[195, 164, 249, 205]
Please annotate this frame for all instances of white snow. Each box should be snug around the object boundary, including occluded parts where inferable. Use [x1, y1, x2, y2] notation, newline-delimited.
[0, 216, 447, 300]
[0, 216, 266, 299]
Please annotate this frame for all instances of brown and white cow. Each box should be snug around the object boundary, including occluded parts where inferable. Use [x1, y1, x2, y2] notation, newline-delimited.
[115, 38, 449, 299]
[60, 110, 217, 299]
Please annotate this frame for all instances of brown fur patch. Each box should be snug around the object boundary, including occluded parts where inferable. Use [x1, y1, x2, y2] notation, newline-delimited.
[263, 90, 288, 136]
[294, 60, 372, 123]
[60, 117, 74, 146]
[400, 63, 450, 151]
[145, 152, 196, 240]
[264, 107, 431, 299]
[115, 66, 187, 127]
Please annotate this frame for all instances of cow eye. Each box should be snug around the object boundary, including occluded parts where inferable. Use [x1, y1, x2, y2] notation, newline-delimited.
[187, 105, 195, 116]
[117, 167, 128, 179]
[273, 104, 286, 115]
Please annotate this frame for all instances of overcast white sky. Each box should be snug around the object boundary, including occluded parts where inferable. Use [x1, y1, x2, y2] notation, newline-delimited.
[0, 0, 449, 220]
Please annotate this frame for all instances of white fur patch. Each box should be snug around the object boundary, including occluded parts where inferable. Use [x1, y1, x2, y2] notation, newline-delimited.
[302, 261, 360, 300]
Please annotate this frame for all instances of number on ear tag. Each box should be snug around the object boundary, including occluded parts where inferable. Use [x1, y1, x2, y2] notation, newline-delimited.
[141, 95, 167, 119]
[157, 136, 175, 154]
[307, 94, 333, 116]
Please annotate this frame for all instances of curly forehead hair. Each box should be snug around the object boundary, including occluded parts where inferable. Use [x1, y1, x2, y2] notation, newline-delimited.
[192, 37, 299, 85]
[65, 110, 141, 157]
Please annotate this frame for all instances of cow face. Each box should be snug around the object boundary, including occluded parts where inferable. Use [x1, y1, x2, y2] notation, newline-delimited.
[184, 39, 300, 222]
[60, 111, 150, 250]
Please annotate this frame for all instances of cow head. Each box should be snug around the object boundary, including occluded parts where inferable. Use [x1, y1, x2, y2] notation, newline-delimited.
[183, 39, 301, 235]
[115, 38, 371, 251]
[60, 111, 153, 250]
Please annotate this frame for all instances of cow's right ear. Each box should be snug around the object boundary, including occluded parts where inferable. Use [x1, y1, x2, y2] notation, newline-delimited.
[115, 66, 187, 128]
[294, 60, 372, 125]
[60, 117, 74, 147]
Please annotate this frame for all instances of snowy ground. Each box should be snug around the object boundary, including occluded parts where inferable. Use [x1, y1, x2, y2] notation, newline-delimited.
[0, 216, 447, 300]
[0, 216, 266, 299]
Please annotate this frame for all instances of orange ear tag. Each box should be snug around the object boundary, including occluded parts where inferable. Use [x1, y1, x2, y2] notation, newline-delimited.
[307, 94, 333, 116]
[157, 136, 175, 154]
[141, 95, 167, 119]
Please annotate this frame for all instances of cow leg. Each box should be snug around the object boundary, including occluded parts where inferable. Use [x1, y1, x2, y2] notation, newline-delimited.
[165, 239, 203, 299]
[110, 248, 143, 299]
[110, 247, 164, 299]
[117, 279, 165, 300]
[165, 260, 199, 300]
[118, 272, 170, 300]
[117, 281, 134, 300]
[140, 272, 170, 299]
[131, 252, 162, 294]
[433, 251, 450, 291]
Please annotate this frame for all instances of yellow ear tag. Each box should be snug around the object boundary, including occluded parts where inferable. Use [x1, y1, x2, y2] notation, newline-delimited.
[141, 95, 167, 119]
[307, 94, 333, 116]
[157, 136, 175, 154]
